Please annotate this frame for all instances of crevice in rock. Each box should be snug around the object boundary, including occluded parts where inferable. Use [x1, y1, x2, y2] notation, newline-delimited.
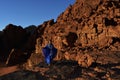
[111, 37, 120, 45]
[107, 1, 113, 7]
[66, 32, 78, 47]
[116, 16, 120, 18]
[105, 18, 118, 26]
[106, 1, 120, 8]
[93, 24, 98, 33]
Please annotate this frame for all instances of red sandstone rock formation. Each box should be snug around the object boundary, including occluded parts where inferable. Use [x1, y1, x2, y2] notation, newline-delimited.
[33, 0, 120, 67]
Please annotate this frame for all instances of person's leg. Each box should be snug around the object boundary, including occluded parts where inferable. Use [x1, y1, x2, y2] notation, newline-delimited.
[45, 56, 51, 65]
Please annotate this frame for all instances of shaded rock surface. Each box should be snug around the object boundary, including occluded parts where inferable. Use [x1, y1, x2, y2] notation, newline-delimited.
[1, 60, 120, 80]
[0, 24, 27, 62]
[0, 24, 37, 65]
[0, 70, 46, 80]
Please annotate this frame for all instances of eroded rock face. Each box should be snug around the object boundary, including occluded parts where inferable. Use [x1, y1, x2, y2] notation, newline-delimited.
[42, 0, 120, 49]
[34, 0, 120, 64]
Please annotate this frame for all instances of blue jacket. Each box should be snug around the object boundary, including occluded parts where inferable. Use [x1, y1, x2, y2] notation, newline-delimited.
[42, 43, 57, 64]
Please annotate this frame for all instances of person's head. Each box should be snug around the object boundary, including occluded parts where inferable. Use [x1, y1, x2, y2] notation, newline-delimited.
[47, 40, 54, 49]
[48, 40, 52, 44]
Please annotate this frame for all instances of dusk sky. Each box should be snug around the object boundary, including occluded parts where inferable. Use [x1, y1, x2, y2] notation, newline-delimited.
[0, 0, 75, 30]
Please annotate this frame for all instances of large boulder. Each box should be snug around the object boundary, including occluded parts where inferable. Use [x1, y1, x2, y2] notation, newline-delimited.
[3, 24, 27, 49]
[0, 24, 27, 63]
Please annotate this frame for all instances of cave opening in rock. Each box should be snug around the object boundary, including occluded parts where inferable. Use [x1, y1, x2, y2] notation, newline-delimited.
[111, 37, 120, 45]
[66, 32, 78, 47]
[105, 18, 118, 26]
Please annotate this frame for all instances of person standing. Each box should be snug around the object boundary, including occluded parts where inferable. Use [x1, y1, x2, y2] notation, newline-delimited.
[42, 41, 57, 65]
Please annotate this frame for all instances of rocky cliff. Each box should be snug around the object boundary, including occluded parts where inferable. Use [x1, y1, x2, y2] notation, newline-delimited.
[39, 0, 120, 50]
[34, 0, 120, 64]
[0, 0, 120, 79]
